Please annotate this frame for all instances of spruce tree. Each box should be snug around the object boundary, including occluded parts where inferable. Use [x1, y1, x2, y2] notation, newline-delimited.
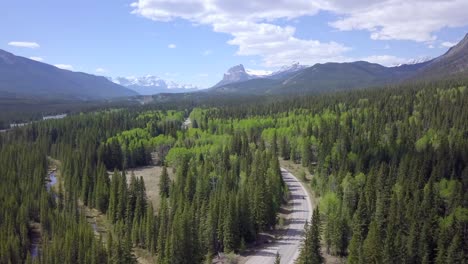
[159, 165, 170, 198]
[275, 251, 281, 264]
[298, 207, 324, 264]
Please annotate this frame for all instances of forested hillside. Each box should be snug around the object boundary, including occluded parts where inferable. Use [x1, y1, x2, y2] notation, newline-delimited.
[0, 78, 467, 263]
[195, 80, 468, 263]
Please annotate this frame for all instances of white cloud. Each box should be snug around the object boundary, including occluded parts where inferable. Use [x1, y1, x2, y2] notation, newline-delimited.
[130, 0, 468, 66]
[29, 56, 44, 62]
[215, 21, 350, 67]
[54, 64, 74, 70]
[168, 43, 176, 48]
[131, 0, 349, 67]
[441, 41, 457, 48]
[96, 67, 107, 73]
[131, 0, 321, 23]
[326, 0, 468, 42]
[8, 41, 40, 49]
[428, 44, 435, 49]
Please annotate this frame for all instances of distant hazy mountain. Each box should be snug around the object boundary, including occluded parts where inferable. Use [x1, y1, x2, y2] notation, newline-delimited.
[110, 75, 199, 95]
[0, 49, 137, 100]
[209, 35, 468, 95]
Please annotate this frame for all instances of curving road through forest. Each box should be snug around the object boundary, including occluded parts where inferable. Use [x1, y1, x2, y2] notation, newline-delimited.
[245, 168, 313, 264]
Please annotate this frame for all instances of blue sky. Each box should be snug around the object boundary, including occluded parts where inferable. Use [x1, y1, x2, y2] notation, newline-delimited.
[1, 0, 467, 88]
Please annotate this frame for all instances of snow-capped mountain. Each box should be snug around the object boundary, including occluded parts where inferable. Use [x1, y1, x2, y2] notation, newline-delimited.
[393, 56, 433, 67]
[213, 62, 309, 87]
[245, 68, 273, 77]
[269, 62, 308, 79]
[110, 75, 198, 95]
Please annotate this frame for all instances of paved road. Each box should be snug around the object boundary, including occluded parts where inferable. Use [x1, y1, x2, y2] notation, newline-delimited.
[245, 168, 313, 264]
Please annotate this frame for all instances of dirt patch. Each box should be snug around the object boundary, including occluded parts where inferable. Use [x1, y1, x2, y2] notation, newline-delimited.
[124, 165, 174, 210]
[321, 248, 346, 264]
[134, 248, 157, 264]
[79, 203, 109, 237]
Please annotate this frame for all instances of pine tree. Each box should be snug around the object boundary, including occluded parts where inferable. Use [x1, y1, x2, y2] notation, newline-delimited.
[446, 232, 464, 264]
[275, 251, 281, 264]
[298, 207, 324, 264]
[362, 219, 382, 263]
[159, 165, 170, 198]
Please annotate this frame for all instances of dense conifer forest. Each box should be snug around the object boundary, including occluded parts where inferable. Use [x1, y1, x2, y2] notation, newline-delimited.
[1, 79, 467, 263]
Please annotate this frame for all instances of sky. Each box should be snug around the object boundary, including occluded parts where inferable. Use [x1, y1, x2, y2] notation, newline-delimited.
[1, 0, 467, 88]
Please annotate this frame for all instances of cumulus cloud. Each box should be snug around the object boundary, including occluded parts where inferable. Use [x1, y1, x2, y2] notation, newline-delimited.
[54, 64, 74, 70]
[130, 0, 467, 66]
[326, 0, 468, 42]
[215, 21, 350, 67]
[131, 0, 321, 22]
[29, 56, 44, 62]
[8, 41, 40, 48]
[168, 43, 176, 48]
[131, 0, 349, 67]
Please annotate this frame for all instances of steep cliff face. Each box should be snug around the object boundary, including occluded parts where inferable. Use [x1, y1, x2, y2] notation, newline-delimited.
[213, 64, 254, 87]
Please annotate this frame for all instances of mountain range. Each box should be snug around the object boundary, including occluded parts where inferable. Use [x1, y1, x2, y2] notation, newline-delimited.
[110, 75, 199, 95]
[209, 33, 468, 94]
[0, 33, 466, 100]
[0, 49, 137, 100]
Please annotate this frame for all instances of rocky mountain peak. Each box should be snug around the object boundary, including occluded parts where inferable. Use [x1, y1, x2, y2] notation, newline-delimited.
[214, 64, 253, 87]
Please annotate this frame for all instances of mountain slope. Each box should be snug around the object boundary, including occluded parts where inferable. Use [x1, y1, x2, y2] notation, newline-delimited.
[209, 35, 468, 95]
[0, 49, 137, 100]
[269, 62, 308, 80]
[279, 61, 431, 93]
[411, 33, 468, 80]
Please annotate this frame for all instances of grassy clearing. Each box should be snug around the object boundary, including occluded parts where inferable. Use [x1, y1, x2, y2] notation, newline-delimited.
[124, 165, 174, 210]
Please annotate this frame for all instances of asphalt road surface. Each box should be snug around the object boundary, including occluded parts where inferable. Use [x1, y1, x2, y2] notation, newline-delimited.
[245, 168, 313, 264]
